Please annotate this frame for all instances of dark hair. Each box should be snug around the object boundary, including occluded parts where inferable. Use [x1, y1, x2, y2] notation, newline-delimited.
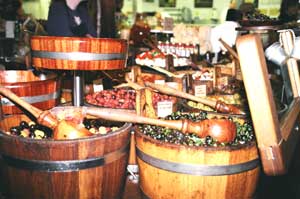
[226, 9, 243, 22]
[279, 0, 299, 22]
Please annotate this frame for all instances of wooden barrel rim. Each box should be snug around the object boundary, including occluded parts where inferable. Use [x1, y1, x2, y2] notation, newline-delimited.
[1, 143, 129, 172]
[135, 127, 255, 151]
[31, 35, 127, 44]
[0, 70, 58, 83]
[0, 122, 131, 145]
[136, 146, 260, 176]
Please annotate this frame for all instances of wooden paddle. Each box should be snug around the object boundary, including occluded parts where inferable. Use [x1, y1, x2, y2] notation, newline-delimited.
[84, 107, 236, 143]
[144, 81, 246, 115]
[0, 86, 93, 140]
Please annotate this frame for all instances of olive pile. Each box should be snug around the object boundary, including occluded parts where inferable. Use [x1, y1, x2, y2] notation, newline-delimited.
[138, 111, 255, 147]
[6, 119, 121, 139]
[245, 11, 276, 22]
[7, 121, 52, 139]
[82, 118, 120, 135]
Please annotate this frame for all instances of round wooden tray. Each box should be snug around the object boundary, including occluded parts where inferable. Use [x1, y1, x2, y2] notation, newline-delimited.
[30, 36, 128, 71]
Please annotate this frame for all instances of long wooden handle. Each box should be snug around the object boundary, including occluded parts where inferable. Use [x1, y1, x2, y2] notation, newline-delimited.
[85, 107, 187, 131]
[144, 82, 245, 115]
[0, 86, 58, 129]
[144, 82, 216, 107]
[84, 107, 236, 142]
[145, 65, 181, 78]
[0, 86, 42, 117]
[219, 38, 239, 60]
[143, 38, 164, 54]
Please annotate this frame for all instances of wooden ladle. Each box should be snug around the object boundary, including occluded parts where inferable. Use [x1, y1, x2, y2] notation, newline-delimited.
[84, 107, 237, 143]
[144, 82, 246, 115]
[0, 86, 93, 140]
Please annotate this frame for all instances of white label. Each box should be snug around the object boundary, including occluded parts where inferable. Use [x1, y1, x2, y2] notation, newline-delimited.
[157, 101, 173, 118]
[155, 79, 165, 85]
[166, 82, 179, 90]
[194, 85, 207, 97]
[5, 21, 15, 38]
[93, 84, 103, 92]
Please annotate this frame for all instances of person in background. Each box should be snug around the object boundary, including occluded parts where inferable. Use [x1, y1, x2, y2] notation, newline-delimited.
[46, 0, 96, 37]
[279, 0, 299, 23]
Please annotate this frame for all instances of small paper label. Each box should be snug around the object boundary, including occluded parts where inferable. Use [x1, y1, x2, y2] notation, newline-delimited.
[93, 79, 103, 92]
[5, 21, 15, 38]
[217, 76, 229, 86]
[93, 84, 103, 92]
[157, 101, 173, 118]
[155, 79, 165, 85]
[166, 82, 179, 90]
[194, 85, 207, 97]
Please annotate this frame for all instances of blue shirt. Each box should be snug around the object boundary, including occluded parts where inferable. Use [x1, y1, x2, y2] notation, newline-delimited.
[46, 1, 96, 37]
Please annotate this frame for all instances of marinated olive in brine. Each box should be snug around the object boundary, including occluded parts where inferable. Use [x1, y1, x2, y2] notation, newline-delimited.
[5, 119, 121, 139]
[7, 121, 52, 139]
[138, 111, 255, 147]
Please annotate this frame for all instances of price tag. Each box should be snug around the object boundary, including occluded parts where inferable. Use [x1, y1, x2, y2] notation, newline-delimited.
[217, 76, 229, 87]
[5, 21, 15, 38]
[157, 101, 173, 118]
[194, 85, 207, 97]
[155, 79, 165, 85]
[93, 79, 103, 92]
[166, 82, 179, 90]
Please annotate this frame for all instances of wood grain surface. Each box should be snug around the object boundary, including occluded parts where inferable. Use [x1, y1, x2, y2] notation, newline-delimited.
[31, 36, 128, 71]
[0, 114, 131, 199]
[0, 70, 61, 115]
[135, 128, 260, 199]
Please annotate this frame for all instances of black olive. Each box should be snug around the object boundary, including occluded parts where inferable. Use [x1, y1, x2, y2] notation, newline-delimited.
[10, 126, 21, 135]
[37, 125, 52, 138]
[19, 121, 29, 130]
[29, 124, 36, 133]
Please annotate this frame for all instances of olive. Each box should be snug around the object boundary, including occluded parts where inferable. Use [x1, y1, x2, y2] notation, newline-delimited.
[29, 124, 37, 133]
[19, 121, 29, 130]
[10, 126, 21, 135]
[37, 126, 52, 138]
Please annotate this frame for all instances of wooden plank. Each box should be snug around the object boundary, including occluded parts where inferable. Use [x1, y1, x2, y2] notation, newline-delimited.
[280, 98, 300, 140]
[236, 34, 282, 146]
[236, 33, 285, 175]
[236, 33, 300, 176]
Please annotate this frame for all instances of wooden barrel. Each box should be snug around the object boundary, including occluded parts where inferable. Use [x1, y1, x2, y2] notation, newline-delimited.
[0, 114, 131, 199]
[135, 129, 260, 199]
[30, 36, 128, 70]
[0, 70, 61, 115]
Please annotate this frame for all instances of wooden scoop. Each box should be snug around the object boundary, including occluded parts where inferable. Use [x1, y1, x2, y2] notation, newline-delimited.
[84, 107, 236, 143]
[144, 82, 245, 115]
[0, 86, 93, 139]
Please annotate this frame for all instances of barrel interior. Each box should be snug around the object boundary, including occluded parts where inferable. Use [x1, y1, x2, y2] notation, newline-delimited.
[0, 111, 131, 199]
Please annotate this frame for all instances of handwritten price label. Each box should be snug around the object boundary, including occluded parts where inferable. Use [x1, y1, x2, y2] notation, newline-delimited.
[194, 85, 207, 97]
[155, 79, 165, 85]
[157, 101, 173, 118]
[93, 79, 103, 92]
